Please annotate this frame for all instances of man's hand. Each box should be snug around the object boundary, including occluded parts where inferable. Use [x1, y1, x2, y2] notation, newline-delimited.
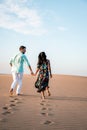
[33, 73, 37, 76]
[31, 71, 34, 75]
[10, 63, 12, 67]
[29, 66, 34, 75]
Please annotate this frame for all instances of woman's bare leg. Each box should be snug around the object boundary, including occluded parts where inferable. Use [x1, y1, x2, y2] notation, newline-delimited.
[46, 87, 51, 96]
[41, 91, 45, 100]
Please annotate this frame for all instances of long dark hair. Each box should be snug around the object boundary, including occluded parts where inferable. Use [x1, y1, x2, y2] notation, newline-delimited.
[38, 52, 47, 66]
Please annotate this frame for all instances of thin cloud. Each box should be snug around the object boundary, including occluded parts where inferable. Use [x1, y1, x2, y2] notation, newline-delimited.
[58, 26, 67, 32]
[0, 0, 47, 35]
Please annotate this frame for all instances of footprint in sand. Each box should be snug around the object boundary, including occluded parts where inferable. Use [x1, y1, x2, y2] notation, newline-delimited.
[41, 111, 54, 117]
[40, 103, 45, 106]
[2, 105, 15, 116]
[41, 112, 48, 116]
[9, 104, 16, 107]
[0, 118, 8, 122]
[2, 107, 8, 110]
[40, 101, 51, 107]
[42, 120, 54, 125]
[41, 107, 52, 111]
[3, 106, 12, 111]
[1, 96, 23, 119]
[2, 111, 13, 115]
[10, 97, 23, 104]
[14, 97, 19, 100]
[10, 97, 18, 101]
[10, 100, 16, 103]
[41, 107, 54, 117]
[2, 103, 15, 115]
[40, 101, 54, 117]
[41, 107, 47, 110]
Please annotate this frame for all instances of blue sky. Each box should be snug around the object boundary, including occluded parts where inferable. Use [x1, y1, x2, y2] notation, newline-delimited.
[0, 0, 87, 76]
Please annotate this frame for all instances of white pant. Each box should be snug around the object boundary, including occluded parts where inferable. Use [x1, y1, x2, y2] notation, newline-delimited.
[11, 72, 23, 94]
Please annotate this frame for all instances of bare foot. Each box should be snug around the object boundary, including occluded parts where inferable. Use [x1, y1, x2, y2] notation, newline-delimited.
[16, 94, 21, 96]
[9, 89, 13, 96]
[48, 92, 51, 96]
[41, 96, 45, 101]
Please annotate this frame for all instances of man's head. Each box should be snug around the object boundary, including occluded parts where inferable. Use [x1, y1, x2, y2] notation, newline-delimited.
[19, 46, 26, 54]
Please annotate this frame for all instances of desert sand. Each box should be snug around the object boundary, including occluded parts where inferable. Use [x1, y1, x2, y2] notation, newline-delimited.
[0, 74, 87, 130]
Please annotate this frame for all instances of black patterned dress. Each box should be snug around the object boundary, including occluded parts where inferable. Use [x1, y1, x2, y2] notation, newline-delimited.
[35, 60, 50, 92]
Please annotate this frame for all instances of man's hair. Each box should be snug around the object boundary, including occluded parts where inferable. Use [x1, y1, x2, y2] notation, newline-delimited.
[19, 46, 26, 50]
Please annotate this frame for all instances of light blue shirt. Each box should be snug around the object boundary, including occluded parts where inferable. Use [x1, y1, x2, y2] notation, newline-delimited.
[10, 53, 30, 73]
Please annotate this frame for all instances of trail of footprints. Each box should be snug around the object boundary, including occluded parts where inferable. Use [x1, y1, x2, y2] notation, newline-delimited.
[40, 100, 55, 125]
[0, 97, 23, 122]
[1, 97, 55, 126]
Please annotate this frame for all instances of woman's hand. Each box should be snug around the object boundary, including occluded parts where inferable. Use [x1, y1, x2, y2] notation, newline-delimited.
[31, 72, 37, 76]
[33, 73, 37, 76]
[50, 74, 52, 78]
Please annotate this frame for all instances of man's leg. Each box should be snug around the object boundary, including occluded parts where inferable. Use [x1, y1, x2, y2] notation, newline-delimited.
[10, 73, 18, 95]
[16, 73, 23, 95]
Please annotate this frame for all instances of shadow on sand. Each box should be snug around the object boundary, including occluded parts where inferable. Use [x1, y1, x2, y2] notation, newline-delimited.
[19, 94, 87, 102]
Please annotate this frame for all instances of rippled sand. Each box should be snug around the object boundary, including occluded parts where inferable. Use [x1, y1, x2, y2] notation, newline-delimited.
[0, 74, 87, 130]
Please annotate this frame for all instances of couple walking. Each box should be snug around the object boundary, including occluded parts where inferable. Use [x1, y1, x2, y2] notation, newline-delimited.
[9, 46, 52, 100]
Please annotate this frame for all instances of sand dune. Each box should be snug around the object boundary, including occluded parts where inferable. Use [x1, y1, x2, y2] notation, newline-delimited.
[0, 74, 87, 130]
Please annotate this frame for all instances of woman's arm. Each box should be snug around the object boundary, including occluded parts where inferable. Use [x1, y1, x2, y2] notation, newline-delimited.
[34, 68, 39, 76]
[48, 60, 52, 78]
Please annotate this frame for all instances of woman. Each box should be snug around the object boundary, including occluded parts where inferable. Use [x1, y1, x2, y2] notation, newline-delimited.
[34, 52, 52, 100]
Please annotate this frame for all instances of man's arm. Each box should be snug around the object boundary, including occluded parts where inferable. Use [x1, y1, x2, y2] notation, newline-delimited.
[9, 58, 13, 67]
[24, 55, 33, 74]
[28, 65, 33, 75]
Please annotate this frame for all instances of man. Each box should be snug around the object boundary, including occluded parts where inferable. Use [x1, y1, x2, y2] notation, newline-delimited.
[9, 45, 33, 96]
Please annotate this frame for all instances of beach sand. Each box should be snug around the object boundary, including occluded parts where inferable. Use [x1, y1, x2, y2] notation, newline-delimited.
[0, 74, 87, 130]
